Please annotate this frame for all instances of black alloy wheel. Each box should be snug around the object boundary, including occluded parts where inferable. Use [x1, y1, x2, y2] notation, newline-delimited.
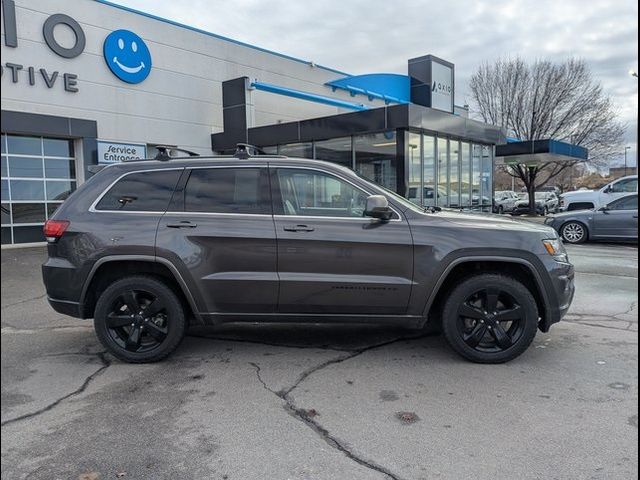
[94, 276, 186, 363]
[442, 274, 539, 363]
[456, 287, 525, 353]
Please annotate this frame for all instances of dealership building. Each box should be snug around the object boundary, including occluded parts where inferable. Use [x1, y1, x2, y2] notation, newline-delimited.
[2, 0, 585, 245]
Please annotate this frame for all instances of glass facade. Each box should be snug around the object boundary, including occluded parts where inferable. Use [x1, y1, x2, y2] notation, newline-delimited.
[354, 132, 397, 191]
[261, 129, 494, 212]
[314, 137, 352, 168]
[1, 134, 76, 244]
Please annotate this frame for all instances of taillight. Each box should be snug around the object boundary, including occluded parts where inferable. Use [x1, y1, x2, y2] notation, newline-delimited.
[43, 220, 70, 242]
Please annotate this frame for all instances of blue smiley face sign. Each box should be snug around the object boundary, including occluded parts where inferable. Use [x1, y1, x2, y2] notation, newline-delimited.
[103, 29, 152, 84]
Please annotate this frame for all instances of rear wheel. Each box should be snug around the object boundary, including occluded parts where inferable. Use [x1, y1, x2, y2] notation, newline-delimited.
[561, 221, 587, 244]
[94, 276, 186, 363]
[497, 205, 504, 214]
[442, 274, 539, 363]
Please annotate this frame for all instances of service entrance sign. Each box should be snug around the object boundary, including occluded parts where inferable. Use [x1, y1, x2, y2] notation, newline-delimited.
[98, 141, 147, 163]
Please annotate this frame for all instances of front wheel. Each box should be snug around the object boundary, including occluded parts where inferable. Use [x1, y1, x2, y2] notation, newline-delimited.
[94, 276, 186, 363]
[561, 221, 587, 244]
[442, 274, 539, 363]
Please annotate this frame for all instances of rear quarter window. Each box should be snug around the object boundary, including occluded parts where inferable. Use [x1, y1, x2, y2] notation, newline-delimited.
[95, 169, 182, 211]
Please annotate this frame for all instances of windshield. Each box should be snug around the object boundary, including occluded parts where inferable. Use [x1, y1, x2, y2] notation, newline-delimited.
[534, 192, 547, 199]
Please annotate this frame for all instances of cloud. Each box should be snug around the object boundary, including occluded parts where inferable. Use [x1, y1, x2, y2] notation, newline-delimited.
[113, 0, 638, 165]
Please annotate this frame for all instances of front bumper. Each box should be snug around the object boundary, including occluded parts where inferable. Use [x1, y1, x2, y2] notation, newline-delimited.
[539, 261, 575, 332]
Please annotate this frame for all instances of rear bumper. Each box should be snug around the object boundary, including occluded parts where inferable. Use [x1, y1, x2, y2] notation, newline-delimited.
[47, 297, 84, 318]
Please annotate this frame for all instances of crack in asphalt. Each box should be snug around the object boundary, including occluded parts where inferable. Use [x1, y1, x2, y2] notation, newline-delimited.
[563, 312, 638, 331]
[1, 293, 47, 310]
[249, 333, 427, 480]
[0, 352, 111, 428]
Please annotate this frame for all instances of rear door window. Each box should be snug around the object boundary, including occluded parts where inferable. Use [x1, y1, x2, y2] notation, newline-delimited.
[183, 167, 271, 214]
[95, 169, 182, 211]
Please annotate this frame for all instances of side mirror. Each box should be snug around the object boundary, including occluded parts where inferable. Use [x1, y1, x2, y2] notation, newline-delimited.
[599, 205, 609, 213]
[364, 195, 393, 221]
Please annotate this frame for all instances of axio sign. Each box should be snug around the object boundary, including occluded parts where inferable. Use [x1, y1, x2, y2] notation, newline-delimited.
[430, 61, 454, 113]
[1, 0, 152, 92]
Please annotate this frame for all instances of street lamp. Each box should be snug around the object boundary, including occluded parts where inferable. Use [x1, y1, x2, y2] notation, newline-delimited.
[624, 146, 631, 176]
[631, 70, 638, 174]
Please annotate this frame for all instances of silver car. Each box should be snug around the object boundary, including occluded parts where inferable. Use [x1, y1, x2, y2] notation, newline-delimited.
[545, 194, 638, 244]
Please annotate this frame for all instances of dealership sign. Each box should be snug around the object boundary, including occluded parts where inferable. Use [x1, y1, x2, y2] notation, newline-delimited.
[430, 61, 454, 113]
[1, 0, 152, 92]
[98, 141, 147, 164]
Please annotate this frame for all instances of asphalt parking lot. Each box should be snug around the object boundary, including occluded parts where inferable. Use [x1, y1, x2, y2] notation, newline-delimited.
[1, 242, 638, 480]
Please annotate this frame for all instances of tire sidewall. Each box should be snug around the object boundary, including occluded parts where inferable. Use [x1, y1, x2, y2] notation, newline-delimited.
[442, 274, 539, 363]
[94, 276, 186, 363]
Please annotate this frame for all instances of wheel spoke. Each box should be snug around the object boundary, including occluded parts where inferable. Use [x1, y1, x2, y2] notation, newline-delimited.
[122, 291, 141, 314]
[463, 323, 488, 348]
[144, 322, 167, 343]
[495, 305, 522, 322]
[106, 313, 133, 328]
[144, 298, 165, 316]
[125, 325, 142, 351]
[485, 288, 500, 312]
[490, 323, 513, 350]
[459, 303, 485, 320]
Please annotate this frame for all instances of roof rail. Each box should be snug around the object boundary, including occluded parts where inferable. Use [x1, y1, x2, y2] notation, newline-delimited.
[153, 146, 200, 161]
[235, 143, 265, 159]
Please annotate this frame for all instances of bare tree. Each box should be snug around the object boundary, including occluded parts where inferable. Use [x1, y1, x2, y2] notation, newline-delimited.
[469, 57, 624, 213]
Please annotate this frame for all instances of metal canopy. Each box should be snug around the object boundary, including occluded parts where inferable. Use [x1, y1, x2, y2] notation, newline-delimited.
[495, 139, 588, 166]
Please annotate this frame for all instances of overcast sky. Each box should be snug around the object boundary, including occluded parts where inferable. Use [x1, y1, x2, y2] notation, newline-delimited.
[115, 0, 638, 167]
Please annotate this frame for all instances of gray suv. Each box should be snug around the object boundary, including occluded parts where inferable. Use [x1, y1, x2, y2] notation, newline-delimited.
[42, 152, 575, 364]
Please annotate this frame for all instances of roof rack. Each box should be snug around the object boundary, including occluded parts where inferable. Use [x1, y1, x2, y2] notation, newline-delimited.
[234, 143, 265, 159]
[153, 146, 200, 161]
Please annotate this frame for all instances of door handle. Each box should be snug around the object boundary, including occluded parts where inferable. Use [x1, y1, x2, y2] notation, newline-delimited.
[283, 224, 315, 232]
[166, 221, 198, 228]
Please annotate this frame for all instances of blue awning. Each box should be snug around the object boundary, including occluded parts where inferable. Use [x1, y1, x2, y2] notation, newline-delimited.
[496, 139, 588, 166]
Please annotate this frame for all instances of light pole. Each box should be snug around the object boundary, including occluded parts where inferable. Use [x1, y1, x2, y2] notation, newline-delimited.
[630, 70, 638, 174]
[624, 146, 631, 176]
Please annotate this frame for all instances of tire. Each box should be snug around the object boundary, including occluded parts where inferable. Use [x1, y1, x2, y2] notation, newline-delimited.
[560, 221, 588, 244]
[94, 275, 186, 363]
[543, 206, 549, 216]
[441, 274, 539, 363]
[497, 205, 504, 215]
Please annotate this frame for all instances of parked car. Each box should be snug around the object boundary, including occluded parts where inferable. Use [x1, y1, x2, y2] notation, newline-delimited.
[407, 186, 489, 208]
[545, 194, 638, 244]
[537, 185, 562, 196]
[493, 190, 519, 214]
[559, 175, 638, 211]
[42, 149, 574, 364]
[511, 192, 559, 216]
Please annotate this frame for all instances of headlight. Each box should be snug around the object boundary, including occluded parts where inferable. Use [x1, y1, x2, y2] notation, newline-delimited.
[542, 238, 569, 263]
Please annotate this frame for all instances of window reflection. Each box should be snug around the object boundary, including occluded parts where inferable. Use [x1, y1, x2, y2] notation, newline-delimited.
[314, 137, 352, 168]
[423, 135, 436, 206]
[437, 138, 448, 206]
[460, 142, 471, 207]
[449, 140, 460, 207]
[407, 132, 421, 205]
[354, 132, 397, 191]
[279, 143, 313, 158]
[472, 144, 482, 208]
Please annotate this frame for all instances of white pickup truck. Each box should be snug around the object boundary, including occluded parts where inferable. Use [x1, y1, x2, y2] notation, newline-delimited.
[560, 175, 638, 211]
